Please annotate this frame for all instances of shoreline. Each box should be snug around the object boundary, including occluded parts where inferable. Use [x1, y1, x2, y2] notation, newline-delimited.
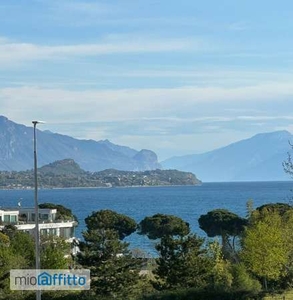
[0, 183, 202, 191]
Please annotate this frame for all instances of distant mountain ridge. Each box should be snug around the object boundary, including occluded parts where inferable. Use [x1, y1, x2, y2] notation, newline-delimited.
[2, 116, 291, 181]
[162, 131, 293, 182]
[0, 116, 161, 172]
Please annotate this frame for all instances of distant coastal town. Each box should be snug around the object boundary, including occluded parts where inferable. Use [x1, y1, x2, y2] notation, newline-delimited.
[0, 159, 201, 189]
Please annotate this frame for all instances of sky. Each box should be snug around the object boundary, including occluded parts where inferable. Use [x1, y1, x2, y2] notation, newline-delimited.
[1, 0, 293, 160]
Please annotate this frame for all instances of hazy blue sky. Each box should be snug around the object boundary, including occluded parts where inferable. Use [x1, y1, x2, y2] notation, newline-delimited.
[1, 0, 293, 160]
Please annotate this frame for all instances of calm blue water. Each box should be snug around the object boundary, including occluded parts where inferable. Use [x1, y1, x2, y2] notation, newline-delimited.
[0, 182, 292, 255]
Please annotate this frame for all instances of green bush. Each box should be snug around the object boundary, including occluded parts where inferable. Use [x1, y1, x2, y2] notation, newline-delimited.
[231, 263, 262, 294]
[141, 287, 262, 300]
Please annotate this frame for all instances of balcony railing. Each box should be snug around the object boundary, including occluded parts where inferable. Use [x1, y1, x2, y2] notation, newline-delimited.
[0, 219, 77, 226]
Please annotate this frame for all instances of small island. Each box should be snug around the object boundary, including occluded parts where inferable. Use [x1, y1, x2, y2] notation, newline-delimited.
[0, 159, 201, 189]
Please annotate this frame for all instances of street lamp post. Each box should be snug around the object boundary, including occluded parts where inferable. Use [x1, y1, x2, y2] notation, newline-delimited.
[32, 120, 44, 300]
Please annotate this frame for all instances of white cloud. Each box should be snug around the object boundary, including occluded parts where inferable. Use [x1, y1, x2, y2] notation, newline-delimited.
[237, 116, 293, 121]
[1, 82, 293, 126]
[5, 68, 293, 90]
[0, 36, 201, 65]
[1, 84, 293, 158]
[0, 37, 9, 44]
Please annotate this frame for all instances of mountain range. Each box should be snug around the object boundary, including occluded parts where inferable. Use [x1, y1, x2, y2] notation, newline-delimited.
[0, 116, 161, 172]
[1, 115, 292, 182]
[162, 131, 293, 182]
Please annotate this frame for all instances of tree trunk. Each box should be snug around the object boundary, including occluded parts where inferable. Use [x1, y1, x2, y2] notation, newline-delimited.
[263, 277, 268, 291]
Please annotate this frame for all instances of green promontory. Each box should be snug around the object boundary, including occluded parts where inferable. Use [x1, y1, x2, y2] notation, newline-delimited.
[0, 159, 201, 189]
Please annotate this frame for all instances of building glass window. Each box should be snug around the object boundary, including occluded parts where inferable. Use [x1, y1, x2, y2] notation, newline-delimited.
[40, 214, 49, 220]
[10, 215, 17, 223]
[60, 227, 73, 239]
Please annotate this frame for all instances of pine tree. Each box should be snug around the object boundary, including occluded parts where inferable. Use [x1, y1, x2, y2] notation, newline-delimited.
[78, 210, 142, 299]
[154, 234, 213, 290]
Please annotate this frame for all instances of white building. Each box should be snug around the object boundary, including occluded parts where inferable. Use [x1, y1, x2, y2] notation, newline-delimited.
[0, 207, 77, 240]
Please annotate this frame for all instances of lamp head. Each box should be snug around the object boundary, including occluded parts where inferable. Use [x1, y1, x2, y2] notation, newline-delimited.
[32, 121, 45, 125]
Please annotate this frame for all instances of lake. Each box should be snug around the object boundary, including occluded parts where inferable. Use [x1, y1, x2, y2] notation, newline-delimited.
[0, 182, 292, 255]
